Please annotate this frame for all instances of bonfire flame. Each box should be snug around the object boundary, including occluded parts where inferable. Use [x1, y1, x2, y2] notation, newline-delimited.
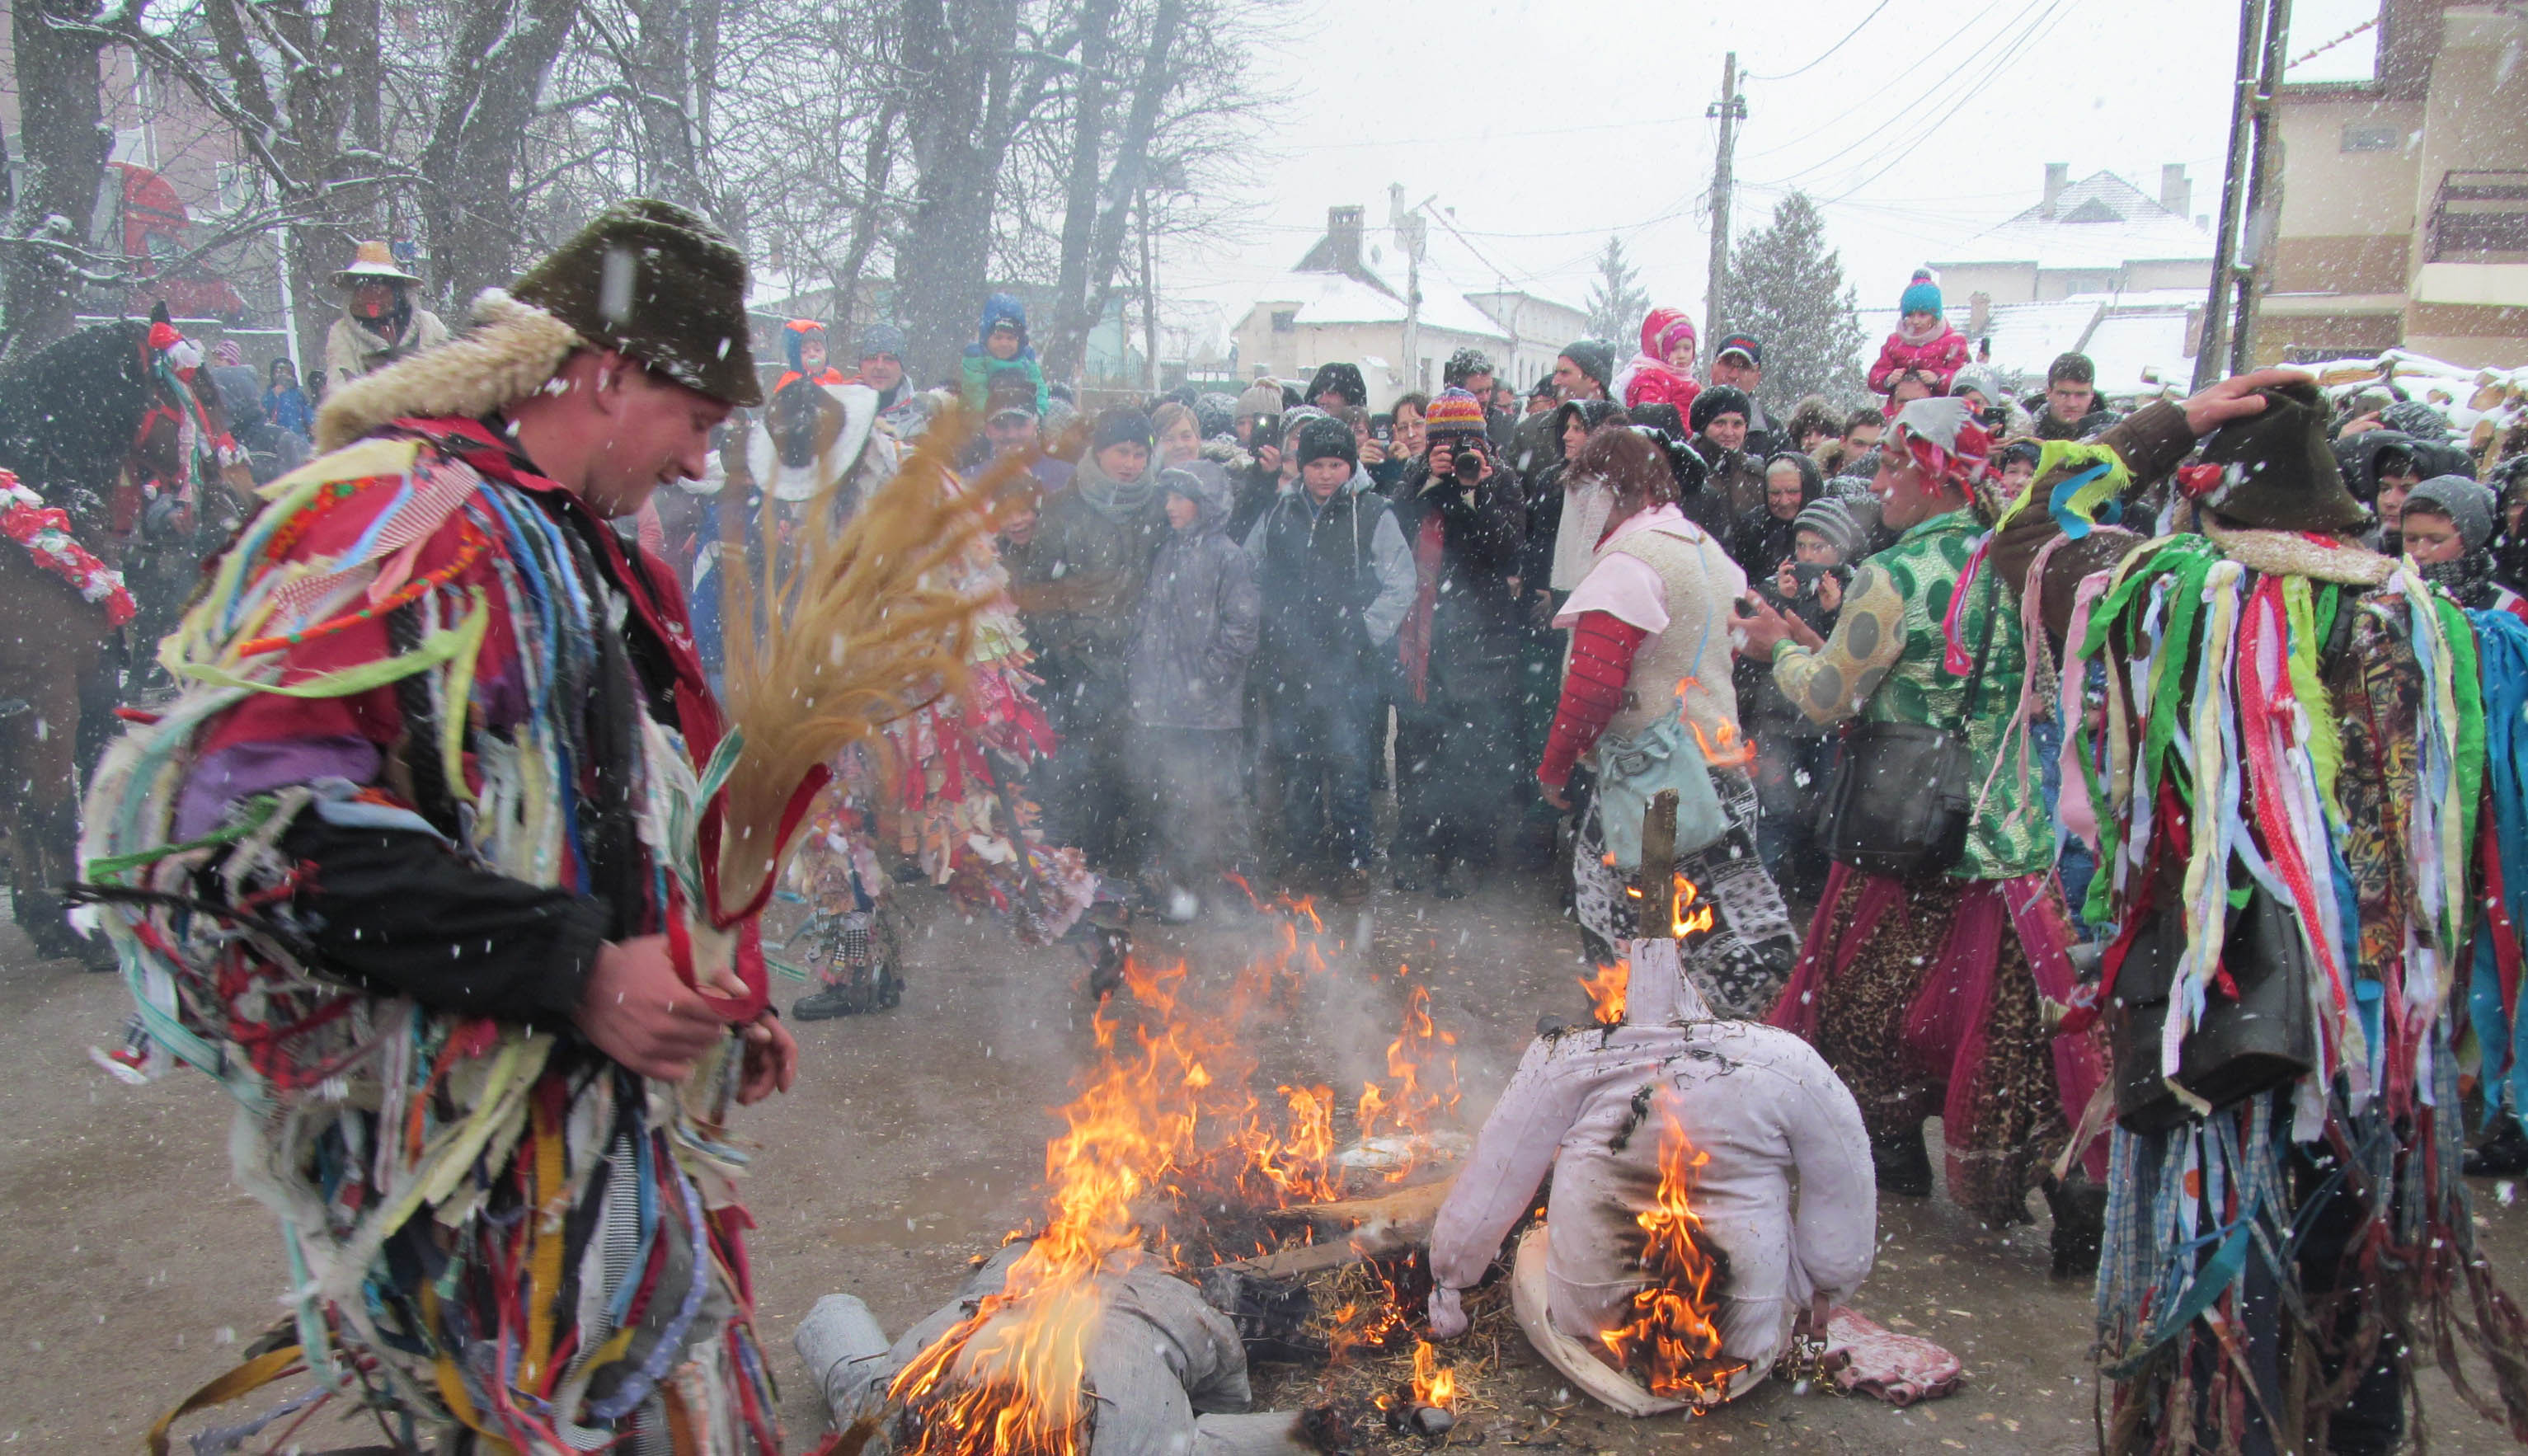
[1596, 1106, 1749, 1407]
[1579, 961, 1628, 1026]
[891, 935, 1465, 1453]
[1355, 982, 1461, 1181]
[1412, 1340, 1457, 1409]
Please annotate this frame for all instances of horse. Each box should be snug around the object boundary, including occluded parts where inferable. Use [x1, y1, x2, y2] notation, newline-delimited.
[0, 312, 255, 963]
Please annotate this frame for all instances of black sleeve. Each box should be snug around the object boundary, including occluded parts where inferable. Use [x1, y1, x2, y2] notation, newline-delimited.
[262, 813, 610, 1024]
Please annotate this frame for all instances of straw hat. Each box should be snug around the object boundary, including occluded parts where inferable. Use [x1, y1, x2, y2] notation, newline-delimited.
[332, 240, 422, 289]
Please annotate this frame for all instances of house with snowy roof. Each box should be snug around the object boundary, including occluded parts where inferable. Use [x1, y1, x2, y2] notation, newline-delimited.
[1931, 165, 2215, 308]
[1229, 203, 1586, 409]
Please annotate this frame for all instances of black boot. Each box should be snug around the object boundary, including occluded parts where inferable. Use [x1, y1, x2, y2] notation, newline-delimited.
[1872, 1125, 1934, 1198]
[2042, 1175, 2107, 1280]
[2464, 1117, 2528, 1178]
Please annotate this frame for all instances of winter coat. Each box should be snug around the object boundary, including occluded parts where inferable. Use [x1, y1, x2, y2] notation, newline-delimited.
[1691, 435, 1767, 528]
[1734, 570, 1842, 740]
[1727, 453, 1823, 575]
[1389, 466, 1526, 702]
[1620, 361, 1701, 416]
[265, 383, 313, 440]
[2025, 394, 2122, 442]
[2334, 429, 2474, 507]
[1011, 453, 1170, 711]
[1130, 463, 1261, 731]
[325, 307, 449, 387]
[1246, 472, 1416, 706]
[1866, 323, 1970, 397]
[958, 292, 1050, 416]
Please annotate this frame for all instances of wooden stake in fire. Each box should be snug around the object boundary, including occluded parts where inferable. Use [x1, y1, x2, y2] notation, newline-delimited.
[1635, 789, 1680, 942]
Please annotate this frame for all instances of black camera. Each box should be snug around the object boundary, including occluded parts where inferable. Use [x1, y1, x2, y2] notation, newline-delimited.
[1450, 445, 1487, 483]
[1371, 413, 1393, 444]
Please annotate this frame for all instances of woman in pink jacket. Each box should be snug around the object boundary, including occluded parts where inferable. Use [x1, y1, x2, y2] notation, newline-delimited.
[1616, 308, 1702, 416]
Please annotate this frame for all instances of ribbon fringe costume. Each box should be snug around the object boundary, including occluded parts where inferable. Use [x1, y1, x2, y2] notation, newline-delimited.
[2071, 517, 2528, 1450]
[82, 294, 785, 1452]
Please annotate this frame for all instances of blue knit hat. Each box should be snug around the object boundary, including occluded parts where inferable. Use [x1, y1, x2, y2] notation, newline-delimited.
[1900, 270, 1943, 317]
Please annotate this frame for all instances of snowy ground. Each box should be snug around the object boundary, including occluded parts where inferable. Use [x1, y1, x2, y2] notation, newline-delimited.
[4, 869, 2524, 1453]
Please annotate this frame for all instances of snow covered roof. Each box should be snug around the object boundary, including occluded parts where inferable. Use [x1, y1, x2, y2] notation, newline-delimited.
[1931, 171, 2214, 272]
[1249, 263, 1514, 342]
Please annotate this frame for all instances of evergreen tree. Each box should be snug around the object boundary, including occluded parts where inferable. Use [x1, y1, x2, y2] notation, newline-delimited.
[1583, 237, 1652, 346]
[1722, 192, 1868, 407]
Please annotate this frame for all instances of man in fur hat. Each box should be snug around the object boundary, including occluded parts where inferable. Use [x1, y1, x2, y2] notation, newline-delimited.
[82, 200, 798, 1454]
[322, 239, 451, 386]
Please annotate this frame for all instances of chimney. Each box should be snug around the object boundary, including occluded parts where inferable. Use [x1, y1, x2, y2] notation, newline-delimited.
[2042, 162, 2070, 218]
[1327, 205, 1365, 275]
[2159, 164, 2192, 218]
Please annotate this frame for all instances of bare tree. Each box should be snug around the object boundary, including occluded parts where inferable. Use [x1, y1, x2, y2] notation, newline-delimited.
[2, 0, 118, 355]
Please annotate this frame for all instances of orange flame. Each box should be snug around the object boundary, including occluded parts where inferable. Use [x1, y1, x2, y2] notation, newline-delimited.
[1672, 873, 1715, 939]
[1674, 677, 1756, 768]
[1412, 1340, 1457, 1408]
[1355, 983, 1461, 1180]
[890, 931, 1469, 1452]
[1595, 1106, 1750, 1407]
[1579, 960, 1628, 1026]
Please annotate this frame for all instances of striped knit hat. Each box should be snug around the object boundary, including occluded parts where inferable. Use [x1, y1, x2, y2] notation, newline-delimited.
[1424, 387, 1487, 442]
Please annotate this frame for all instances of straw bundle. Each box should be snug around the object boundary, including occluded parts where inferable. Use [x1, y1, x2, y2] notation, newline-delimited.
[710, 406, 1034, 918]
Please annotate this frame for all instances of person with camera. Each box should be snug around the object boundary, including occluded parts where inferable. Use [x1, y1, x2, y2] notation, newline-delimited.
[1734, 496, 1862, 901]
[1388, 389, 1525, 898]
[1732, 396, 2103, 1258]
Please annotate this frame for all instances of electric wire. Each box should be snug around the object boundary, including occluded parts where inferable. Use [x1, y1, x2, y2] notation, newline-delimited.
[1741, 0, 1896, 81]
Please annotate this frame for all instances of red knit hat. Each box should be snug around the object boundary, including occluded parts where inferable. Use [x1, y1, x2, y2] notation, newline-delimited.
[1423, 387, 1487, 441]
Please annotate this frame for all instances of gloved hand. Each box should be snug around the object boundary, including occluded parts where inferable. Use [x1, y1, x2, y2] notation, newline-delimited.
[1426, 1285, 1468, 1340]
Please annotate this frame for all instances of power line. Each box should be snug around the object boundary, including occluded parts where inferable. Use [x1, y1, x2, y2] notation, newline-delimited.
[1816, 0, 2079, 205]
[1732, 0, 2025, 166]
[1742, 0, 1896, 81]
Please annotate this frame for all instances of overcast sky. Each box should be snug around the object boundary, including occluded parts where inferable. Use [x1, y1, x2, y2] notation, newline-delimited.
[1158, 0, 2382, 344]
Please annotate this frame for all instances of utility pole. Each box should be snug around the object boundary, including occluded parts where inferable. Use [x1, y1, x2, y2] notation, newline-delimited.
[1392, 183, 1430, 396]
[2196, 0, 2293, 387]
[2230, 0, 2293, 373]
[1704, 52, 1746, 348]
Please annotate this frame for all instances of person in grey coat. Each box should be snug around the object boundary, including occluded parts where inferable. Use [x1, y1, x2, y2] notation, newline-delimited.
[1130, 463, 1262, 918]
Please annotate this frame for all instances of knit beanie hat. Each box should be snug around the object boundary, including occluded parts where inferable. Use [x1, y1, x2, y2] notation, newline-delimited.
[1629, 402, 1687, 437]
[1294, 415, 1358, 469]
[1091, 406, 1154, 453]
[1237, 380, 1283, 420]
[1793, 497, 1868, 562]
[2381, 400, 2451, 440]
[1306, 362, 1368, 407]
[1423, 387, 1488, 442]
[1690, 384, 1750, 435]
[2404, 474, 2497, 550]
[509, 198, 761, 406]
[855, 321, 907, 359]
[984, 373, 1039, 420]
[2188, 381, 2366, 533]
[1900, 269, 1943, 317]
[1558, 339, 1617, 393]
[1952, 366, 2010, 408]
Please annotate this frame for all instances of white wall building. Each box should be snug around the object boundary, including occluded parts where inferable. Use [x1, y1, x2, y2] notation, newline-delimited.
[1230, 204, 1588, 410]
